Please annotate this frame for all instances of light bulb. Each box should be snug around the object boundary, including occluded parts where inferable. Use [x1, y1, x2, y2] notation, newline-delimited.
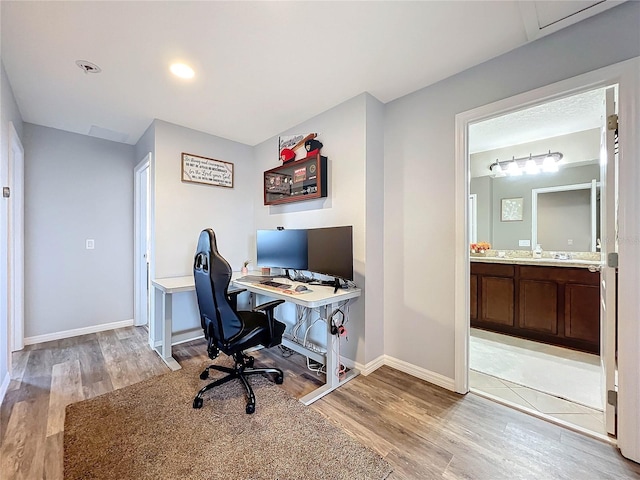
[507, 160, 522, 176]
[543, 155, 558, 172]
[525, 158, 540, 175]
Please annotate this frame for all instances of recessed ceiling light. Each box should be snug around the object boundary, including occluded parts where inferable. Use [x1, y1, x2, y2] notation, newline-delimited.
[170, 63, 195, 79]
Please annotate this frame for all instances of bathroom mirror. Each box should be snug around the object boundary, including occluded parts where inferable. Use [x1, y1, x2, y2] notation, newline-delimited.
[470, 161, 600, 252]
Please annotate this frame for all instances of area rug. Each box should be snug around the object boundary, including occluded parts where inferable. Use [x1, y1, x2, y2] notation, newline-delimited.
[64, 360, 392, 480]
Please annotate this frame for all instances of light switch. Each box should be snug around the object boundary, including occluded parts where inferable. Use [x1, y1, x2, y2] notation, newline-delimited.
[86, 239, 95, 250]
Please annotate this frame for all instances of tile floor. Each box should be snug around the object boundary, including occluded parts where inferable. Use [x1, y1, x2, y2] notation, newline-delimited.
[470, 369, 607, 436]
[469, 329, 607, 437]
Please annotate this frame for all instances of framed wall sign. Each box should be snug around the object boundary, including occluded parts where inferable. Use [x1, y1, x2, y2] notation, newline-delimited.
[181, 152, 234, 188]
[501, 197, 523, 222]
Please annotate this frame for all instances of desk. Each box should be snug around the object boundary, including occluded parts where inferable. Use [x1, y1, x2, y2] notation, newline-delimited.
[151, 274, 361, 404]
[151, 276, 195, 371]
[233, 276, 361, 405]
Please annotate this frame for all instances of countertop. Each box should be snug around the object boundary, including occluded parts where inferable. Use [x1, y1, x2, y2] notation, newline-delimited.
[470, 256, 601, 269]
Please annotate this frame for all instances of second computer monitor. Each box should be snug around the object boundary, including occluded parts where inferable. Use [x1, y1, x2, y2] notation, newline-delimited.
[256, 229, 308, 270]
[307, 226, 353, 281]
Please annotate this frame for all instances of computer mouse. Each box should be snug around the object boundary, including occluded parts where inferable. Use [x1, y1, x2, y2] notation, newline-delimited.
[295, 285, 308, 292]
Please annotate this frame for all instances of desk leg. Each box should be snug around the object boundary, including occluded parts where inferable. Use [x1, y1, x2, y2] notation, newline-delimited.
[156, 289, 181, 371]
[298, 304, 359, 405]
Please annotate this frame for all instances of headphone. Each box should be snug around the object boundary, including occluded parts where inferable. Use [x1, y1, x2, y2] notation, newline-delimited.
[330, 309, 347, 337]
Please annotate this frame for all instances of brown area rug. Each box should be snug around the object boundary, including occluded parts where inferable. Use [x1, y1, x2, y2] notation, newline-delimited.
[64, 359, 392, 480]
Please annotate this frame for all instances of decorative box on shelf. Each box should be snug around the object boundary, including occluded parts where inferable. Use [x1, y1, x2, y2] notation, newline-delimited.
[263, 154, 327, 205]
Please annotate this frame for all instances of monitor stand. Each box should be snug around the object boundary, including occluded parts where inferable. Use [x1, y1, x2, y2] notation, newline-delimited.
[316, 277, 341, 293]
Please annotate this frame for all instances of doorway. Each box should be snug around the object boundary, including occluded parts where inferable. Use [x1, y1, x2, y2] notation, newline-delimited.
[461, 85, 617, 439]
[134, 153, 152, 329]
[7, 122, 25, 356]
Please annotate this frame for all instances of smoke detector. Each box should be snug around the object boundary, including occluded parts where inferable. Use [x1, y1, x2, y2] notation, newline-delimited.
[76, 60, 102, 74]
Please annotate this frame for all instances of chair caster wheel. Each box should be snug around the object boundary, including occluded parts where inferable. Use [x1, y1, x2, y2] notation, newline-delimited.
[246, 403, 255, 414]
[193, 397, 203, 409]
[275, 375, 284, 385]
[199, 370, 209, 380]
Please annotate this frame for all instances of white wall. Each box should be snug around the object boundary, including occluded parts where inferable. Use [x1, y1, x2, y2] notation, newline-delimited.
[252, 93, 384, 365]
[0, 59, 24, 397]
[150, 120, 255, 339]
[384, 1, 640, 380]
[22, 124, 136, 338]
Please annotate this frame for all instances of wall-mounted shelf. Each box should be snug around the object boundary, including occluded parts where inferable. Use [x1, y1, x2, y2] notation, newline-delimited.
[264, 154, 327, 205]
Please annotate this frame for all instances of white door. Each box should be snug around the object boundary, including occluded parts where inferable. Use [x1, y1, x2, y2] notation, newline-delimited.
[8, 122, 24, 352]
[600, 86, 617, 436]
[134, 154, 151, 327]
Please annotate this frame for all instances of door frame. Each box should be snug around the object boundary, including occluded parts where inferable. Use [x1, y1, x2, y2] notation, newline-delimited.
[454, 58, 640, 459]
[8, 122, 24, 354]
[134, 153, 152, 329]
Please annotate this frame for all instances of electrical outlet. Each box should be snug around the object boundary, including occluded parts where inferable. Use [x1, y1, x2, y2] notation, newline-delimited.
[86, 239, 95, 250]
[519, 239, 531, 247]
[567, 239, 573, 245]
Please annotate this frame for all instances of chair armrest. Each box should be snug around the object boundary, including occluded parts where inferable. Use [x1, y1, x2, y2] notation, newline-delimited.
[227, 288, 246, 311]
[253, 299, 285, 314]
[253, 299, 285, 343]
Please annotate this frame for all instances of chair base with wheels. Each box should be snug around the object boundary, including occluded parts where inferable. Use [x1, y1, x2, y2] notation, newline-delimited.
[193, 350, 283, 414]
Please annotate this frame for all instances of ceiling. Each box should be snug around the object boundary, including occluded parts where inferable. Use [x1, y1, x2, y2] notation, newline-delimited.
[469, 87, 605, 154]
[0, 1, 624, 147]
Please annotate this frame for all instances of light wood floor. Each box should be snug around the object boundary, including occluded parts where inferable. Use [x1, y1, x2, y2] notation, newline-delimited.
[2, 326, 639, 479]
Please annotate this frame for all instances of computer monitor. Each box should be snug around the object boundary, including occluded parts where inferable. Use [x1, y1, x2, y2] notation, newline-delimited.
[256, 229, 308, 270]
[307, 226, 353, 281]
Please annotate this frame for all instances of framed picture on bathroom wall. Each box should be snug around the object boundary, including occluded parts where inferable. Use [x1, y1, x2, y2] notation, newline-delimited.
[501, 197, 523, 222]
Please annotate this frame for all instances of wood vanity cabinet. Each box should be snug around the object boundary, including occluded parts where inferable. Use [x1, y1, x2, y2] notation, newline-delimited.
[470, 262, 600, 354]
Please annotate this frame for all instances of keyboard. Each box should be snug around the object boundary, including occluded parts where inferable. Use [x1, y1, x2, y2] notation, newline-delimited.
[259, 280, 292, 289]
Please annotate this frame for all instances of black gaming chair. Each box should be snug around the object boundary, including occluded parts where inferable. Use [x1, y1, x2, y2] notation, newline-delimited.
[192, 228, 286, 414]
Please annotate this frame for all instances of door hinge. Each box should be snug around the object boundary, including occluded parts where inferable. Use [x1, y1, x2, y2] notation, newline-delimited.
[607, 252, 619, 268]
[2, 187, 9, 198]
[608, 114, 618, 131]
[608, 390, 618, 408]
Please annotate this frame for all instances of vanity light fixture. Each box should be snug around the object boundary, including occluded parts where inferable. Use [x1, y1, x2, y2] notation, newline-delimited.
[170, 63, 195, 79]
[489, 151, 563, 177]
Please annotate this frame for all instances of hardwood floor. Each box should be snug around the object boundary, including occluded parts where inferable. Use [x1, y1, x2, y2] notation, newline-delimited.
[2, 326, 639, 479]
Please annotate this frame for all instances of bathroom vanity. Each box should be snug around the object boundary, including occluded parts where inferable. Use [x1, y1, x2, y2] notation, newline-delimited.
[470, 256, 601, 354]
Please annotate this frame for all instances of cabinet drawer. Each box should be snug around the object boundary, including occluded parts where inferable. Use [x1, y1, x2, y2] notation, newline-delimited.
[471, 263, 514, 277]
[519, 265, 599, 285]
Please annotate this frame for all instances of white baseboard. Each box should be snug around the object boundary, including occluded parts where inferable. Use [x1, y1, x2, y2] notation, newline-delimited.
[384, 355, 455, 391]
[356, 355, 385, 377]
[24, 319, 134, 345]
[0, 372, 10, 406]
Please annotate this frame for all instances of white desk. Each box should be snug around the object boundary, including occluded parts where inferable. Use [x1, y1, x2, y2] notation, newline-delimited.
[233, 276, 362, 405]
[151, 273, 361, 404]
[151, 276, 195, 371]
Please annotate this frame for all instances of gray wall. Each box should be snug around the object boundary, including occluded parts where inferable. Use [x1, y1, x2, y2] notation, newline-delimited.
[23, 124, 136, 338]
[0, 59, 24, 392]
[538, 189, 592, 252]
[252, 93, 385, 365]
[384, 1, 640, 379]
[150, 120, 255, 341]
